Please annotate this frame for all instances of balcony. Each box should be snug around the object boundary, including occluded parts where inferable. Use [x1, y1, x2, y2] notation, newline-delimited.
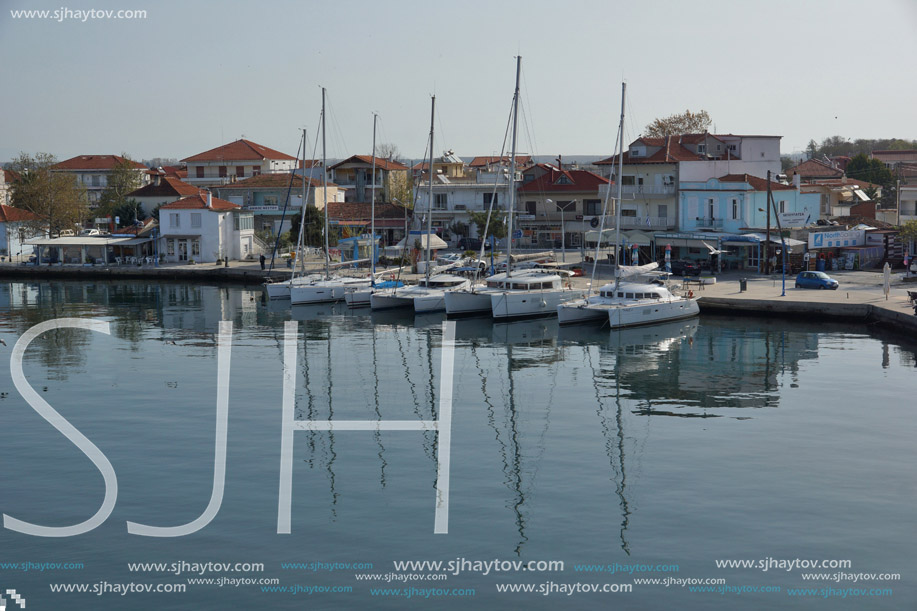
[693, 217, 724, 229]
[599, 184, 676, 198]
[618, 216, 671, 229]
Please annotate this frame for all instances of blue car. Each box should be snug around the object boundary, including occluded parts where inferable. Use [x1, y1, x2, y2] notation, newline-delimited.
[795, 271, 839, 290]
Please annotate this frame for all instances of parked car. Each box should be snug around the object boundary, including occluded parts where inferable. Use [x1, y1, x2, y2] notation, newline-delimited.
[669, 260, 701, 276]
[795, 271, 839, 290]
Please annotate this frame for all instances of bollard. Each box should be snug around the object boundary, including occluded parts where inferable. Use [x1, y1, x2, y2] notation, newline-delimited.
[739, 278, 747, 292]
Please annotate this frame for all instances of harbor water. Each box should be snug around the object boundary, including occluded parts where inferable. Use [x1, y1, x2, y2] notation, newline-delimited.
[0, 280, 914, 610]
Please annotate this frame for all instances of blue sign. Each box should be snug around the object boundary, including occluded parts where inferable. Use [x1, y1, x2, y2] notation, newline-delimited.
[512, 230, 522, 239]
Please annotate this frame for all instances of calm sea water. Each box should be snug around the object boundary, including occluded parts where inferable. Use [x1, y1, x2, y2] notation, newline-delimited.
[0, 280, 914, 610]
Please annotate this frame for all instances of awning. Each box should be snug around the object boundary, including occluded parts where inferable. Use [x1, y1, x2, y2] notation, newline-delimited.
[584, 228, 616, 243]
[395, 234, 448, 249]
[623, 230, 654, 246]
[26, 236, 153, 247]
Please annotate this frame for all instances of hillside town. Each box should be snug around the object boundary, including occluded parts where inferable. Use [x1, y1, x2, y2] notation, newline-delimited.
[2, 134, 916, 275]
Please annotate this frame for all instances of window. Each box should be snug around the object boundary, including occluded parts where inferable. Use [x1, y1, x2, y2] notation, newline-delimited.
[252, 166, 261, 176]
[191, 239, 200, 256]
[483, 193, 499, 205]
[727, 144, 737, 152]
[526, 201, 536, 215]
[434, 193, 448, 208]
[658, 204, 668, 219]
[779, 200, 787, 213]
[731, 198, 739, 220]
[92, 175, 100, 187]
[170, 213, 180, 228]
[166, 239, 175, 256]
[584, 199, 602, 215]
[264, 196, 278, 206]
[707, 198, 715, 219]
[235, 166, 244, 177]
[697, 144, 707, 154]
[196, 166, 204, 178]
[621, 209, 636, 217]
[622, 176, 636, 186]
[191, 213, 202, 228]
[219, 166, 227, 178]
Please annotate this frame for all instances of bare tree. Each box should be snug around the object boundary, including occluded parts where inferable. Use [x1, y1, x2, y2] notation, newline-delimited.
[644, 110, 712, 138]
[10, 152, 88, 236]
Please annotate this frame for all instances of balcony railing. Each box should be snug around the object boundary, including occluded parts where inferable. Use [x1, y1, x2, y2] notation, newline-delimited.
[599, 184, 676, 198]
[618, 216, 671, 229]
[693, 217, 724, 229]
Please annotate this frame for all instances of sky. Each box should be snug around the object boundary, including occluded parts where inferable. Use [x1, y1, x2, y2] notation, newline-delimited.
[2, 0, 916, 165]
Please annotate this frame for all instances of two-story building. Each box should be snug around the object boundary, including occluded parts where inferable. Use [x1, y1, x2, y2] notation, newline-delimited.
[51, 155, 151, 206]
[127, 176, 203, 218]
[328, 155, 409, 203]
[214, 173, 341, 235]
[158, 192, 255, 263]
[516, 164, 609, 250]
[181, 139, 298, 188]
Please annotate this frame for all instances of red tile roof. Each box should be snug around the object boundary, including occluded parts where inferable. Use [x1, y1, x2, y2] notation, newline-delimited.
[596, 137, 703, 165]
[786, 158, 843, 179]
[182, 139, 296, 163]
[128, 176, 202, 198]
[469, 155, 533, 168]
[0, 204, 42, 223]
[215, 173, 328, 189]
[717, 174, 795, 191]
[326, 201, 406, 221]
[329, 155, 408, 171]
[52, 155, 147, 171]
[159, 193, 240, 211]
[3, 169, 21, 183]
[518, 167, 609, 193]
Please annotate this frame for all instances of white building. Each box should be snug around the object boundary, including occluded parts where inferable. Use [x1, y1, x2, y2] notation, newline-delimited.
[158, 192, 255, 263]
[181, 139, 298, 187]
[0, 204, 45, 262]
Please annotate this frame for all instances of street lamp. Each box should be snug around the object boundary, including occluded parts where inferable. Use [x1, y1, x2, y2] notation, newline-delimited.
[546, 198, 576, 262]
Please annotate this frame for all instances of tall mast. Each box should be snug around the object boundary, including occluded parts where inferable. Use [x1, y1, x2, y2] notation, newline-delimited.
[507, 55, 521, 279]
[322, 87, 330, 279]
[297, 128, 307, 276]
[613, 83, 626, 293]
[370, 113, 378, 285]
[425, 96, 435, 282]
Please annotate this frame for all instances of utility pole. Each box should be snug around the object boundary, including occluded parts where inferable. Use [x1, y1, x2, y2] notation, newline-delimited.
[765, 169, 771, 275]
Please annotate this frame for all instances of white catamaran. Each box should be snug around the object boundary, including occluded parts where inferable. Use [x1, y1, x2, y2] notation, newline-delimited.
[557, 83, 698, 327]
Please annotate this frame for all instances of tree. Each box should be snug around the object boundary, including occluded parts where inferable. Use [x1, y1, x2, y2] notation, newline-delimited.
[780, 156, 795, 172]
[643, 110, 712, 138]
[376, 143, 402, 162]
[898, 220, 917, 240]
[845, 153, 893, 186]
[806, 140, 818, 159]
[468, 206, 507, 240]
[10, 152, 87, 236]
[110, 199, 144, 227]
[287, 205, 327, 248]
[96, 155, 143, 218]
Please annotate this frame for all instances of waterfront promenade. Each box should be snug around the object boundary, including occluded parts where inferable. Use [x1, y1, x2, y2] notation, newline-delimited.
[2, 257, 915, 333]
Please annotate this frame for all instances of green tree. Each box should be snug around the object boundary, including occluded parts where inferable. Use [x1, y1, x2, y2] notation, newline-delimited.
[806, 140, 818, 159]
[898, 220, 917, 240]
[110, 199, 144, 227]
[845, 153, 893, 186]
[10, 152, 87, 236]
[96, 156, 143, 217]
[288, 205, 328, 248]
[468, 206, 507, 240]
[644, 110, 712, 138]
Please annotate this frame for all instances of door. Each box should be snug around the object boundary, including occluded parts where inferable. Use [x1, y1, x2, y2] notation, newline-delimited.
[178, 240, 188, 262]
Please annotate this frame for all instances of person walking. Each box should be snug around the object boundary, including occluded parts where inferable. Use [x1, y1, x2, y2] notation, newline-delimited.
[260, 253, 266, 270]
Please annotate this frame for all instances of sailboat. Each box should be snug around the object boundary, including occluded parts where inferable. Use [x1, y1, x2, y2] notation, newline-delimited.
[290, 88, 372, 305]
[557, 83, 699, 327]
[343, 113, 405, 307]
[265, 129, 322, 300]
[488, 57, 584, 320]
[370, 96, 471, 313]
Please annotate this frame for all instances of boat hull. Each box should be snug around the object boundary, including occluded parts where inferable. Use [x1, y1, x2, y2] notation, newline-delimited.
[556, 299, 608, 325]
[370, 290, 414, 311]
[444, 288, 494, 317]
[608, 298, 700, 329]
[491, 289, 585, 320]
[290, 279, 371, 304]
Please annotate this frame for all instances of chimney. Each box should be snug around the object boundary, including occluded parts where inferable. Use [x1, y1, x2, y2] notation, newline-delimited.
[793, 173, 801, 189]
[207, 190, 213, 208]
